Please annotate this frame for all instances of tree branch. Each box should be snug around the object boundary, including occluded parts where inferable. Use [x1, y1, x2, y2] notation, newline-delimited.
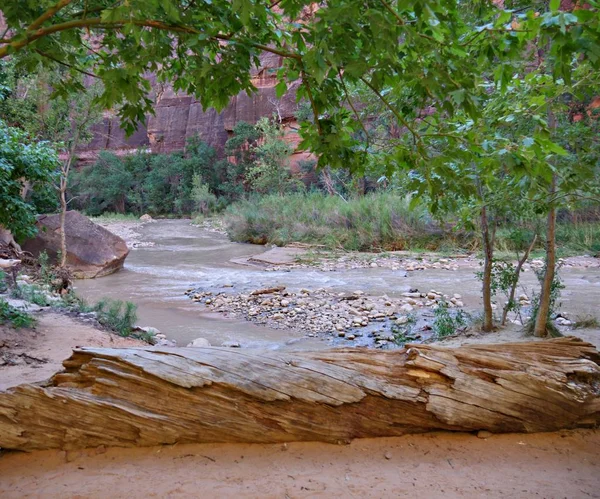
[35, 49, 101, 79]
[359, 76, 420, 145]
[338, 69, 370, 148]
[1, 17, 302, 61]
[27, 0, 75, 32]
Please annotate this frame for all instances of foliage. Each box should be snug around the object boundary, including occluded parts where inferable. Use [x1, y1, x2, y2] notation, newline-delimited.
[0, 298, 36, 328]
[572, 315, 599, 330]
[433, 302, 469, 339]
[224, 191, 451, 250]
[94, 298, 138, 337]
[37, 251, 55, 286]
[10, 283, 52, 307]
[0, 120, 59, 239]
[245, 117, 300, 195]
[391, 314, 418, 346]
[191, 175, 218, 215]
[0, 271, 6, 294]
[71, 149, 199, 216]
[55, 291, 95, 314]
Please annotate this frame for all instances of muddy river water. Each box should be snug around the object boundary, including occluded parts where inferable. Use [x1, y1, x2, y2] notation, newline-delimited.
[74, 220, 600, 349]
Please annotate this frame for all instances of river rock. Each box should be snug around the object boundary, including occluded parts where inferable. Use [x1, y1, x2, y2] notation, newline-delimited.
[22, 211, 129, 278]
[187, 338, 211, 348]
[139, 214, 153, 222]
[221, 340, 241, 348]
[135, 326, 161, 335]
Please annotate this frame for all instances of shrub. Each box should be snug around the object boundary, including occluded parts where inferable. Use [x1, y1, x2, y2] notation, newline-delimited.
[224, 191, 449, 251]
[191, 175, 217, 215]
[433, 302, 469, 339]
[0, 298, 36, 328]
[94, 298, 138, 337]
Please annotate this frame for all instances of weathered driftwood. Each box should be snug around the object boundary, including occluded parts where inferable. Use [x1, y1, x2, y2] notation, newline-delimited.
[1, 337, 599, 451]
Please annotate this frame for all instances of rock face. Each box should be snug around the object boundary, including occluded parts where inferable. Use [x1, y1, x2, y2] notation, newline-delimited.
[77, 53, 313, 167]
[22, 211, 129, 278]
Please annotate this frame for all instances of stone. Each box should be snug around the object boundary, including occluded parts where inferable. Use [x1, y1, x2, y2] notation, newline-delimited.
[221, 341, 241, 348]
[22, 211, 129, 278]
[155, 339, 177, 347]
[139, 214, 153, 222]
[136, 326, 161, 335]
[399, 304, 414, 313]
[187, 338, 211, 348]
[477, 430, 493, 439]
[556, 317, 572, 326]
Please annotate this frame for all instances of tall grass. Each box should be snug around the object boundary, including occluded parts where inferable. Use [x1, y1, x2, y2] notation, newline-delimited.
[224, 192, 600, 254]
[90, 212, 140, 223]
[224, 192, 465, 251]
[94, 298, 138, 336]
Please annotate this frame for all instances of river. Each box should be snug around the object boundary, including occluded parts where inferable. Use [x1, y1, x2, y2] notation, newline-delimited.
[74, 219, 600, 349]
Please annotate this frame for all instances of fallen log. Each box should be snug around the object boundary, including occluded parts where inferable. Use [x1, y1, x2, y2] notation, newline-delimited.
[0, 337, 598, 451]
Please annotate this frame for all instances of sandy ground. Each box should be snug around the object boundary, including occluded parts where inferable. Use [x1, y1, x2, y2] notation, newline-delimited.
[0, 430, 598, 498]
[0, 312, 146, 391]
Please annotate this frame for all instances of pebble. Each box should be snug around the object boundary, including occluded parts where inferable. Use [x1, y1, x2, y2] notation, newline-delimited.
[187, 338, 211, 348]
[221, 341, 241, 348]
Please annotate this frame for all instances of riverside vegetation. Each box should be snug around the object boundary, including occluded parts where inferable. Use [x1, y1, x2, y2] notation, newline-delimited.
[1, 1, 600, 339]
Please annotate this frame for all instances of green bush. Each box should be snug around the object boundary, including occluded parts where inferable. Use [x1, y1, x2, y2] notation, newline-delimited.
[432, 302, 469, 339]
[0, 299, 36, 328]
[10, 283, 51, 306]
[191, 174, 218, 215]
[94, 298, 138, 337]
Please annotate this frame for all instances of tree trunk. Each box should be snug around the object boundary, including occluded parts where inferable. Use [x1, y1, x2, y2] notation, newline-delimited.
[534, 175, 557, 337]
[59, 132, 79, 268]
[1, 337, 598, 451]
[501, 234, 537, 326]
[59, 177, 68, 267]
[481, 205, 495, 332]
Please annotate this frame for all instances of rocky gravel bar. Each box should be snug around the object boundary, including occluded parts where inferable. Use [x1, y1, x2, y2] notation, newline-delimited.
[185, 285, 489, 348]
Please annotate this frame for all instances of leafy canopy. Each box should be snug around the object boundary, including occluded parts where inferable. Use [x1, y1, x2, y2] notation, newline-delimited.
[1, 0, 600, 179]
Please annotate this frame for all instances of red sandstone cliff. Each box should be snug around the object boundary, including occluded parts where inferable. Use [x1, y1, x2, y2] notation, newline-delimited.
[76, 52, 311, 164]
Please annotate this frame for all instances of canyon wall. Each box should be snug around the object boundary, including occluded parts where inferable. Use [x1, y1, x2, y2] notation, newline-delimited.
[77, 53, 312, 166]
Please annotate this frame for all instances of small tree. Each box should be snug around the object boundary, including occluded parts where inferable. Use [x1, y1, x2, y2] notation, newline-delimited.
[247, 117, 300, 195]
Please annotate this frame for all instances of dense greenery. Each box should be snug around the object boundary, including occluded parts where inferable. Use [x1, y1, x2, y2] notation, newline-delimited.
[0, 119, 59, 239]
[225, 192, 442, 251]
[70, 118, 302, 216]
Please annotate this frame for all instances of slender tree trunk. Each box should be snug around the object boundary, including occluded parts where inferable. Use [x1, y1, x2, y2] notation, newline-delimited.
[59, 131, 79, 268]
[501, 234, 537, 326]
[59, 174, 68, 267]
[534, 175, 557, 337]
[481, 204, 495, 332]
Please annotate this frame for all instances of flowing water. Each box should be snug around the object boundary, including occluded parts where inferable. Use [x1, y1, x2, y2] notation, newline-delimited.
[75, 219, 600, 348]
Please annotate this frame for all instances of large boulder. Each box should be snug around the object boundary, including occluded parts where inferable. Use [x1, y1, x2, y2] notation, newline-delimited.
[22, 211, 129, 278]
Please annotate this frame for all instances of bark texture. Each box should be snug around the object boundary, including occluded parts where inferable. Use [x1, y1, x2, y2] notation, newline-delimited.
[1, 337, 599, 452]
